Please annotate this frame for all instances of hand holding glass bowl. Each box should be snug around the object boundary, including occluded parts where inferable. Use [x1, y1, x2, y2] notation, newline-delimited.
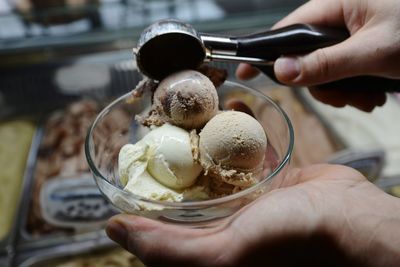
[85, 80, 293, 227]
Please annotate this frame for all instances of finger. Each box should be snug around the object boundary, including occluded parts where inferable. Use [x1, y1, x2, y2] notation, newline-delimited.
[106, 214, 229, 266]
[235, 63, 260, 80]
[308, 87, 348, 108]
[346, 90, 387, 112]
[309, 87, 387, 112]
[272, 0, 344, 29]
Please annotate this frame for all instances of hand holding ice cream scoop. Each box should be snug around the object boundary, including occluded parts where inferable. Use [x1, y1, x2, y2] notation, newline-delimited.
[135, 18, 400, 91]
[134, 19, 348, 81]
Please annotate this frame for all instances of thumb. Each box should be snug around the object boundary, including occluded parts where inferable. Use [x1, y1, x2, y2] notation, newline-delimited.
[274, 33, 372, 86]
[106, 214, 230, 266]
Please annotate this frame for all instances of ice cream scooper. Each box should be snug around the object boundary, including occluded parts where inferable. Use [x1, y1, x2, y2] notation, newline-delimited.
[135, 19, 400, 91]
[135, 19, 347, 80]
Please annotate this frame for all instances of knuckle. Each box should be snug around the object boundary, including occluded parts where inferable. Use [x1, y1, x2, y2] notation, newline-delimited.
[312, 48, 331, 81]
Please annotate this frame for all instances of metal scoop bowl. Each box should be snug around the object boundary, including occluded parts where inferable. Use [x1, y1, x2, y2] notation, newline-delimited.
[134, 19, 347, 81]
[135, 19, 206, 81]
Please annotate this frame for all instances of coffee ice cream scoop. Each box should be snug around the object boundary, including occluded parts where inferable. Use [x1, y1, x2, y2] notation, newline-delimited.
[199, 111, 267, 186]
[153, 70, 218, 130]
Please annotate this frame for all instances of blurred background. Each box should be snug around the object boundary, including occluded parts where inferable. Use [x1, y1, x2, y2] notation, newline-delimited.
[1, 0, 399, 266]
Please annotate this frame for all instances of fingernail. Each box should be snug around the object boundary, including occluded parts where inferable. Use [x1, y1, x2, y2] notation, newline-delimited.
[106, 220, 128, 246]
[274, 57, 300, 81]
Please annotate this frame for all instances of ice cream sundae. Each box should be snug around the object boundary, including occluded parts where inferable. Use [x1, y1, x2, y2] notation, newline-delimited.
[118, 69, 268, 206]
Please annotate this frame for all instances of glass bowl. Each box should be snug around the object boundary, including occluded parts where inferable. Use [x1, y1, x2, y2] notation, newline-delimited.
[85, 81, 294, 227]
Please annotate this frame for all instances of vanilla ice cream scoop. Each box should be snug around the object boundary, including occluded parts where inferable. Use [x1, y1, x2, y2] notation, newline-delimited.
[153, 70, 218, 129]
[199, 111, 267, 186]
[119, 123, 202, 193]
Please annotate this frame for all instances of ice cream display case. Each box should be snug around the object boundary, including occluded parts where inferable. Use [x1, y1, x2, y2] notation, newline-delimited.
[16, 236, 144, 267]
[0, 52, 143, 265]
[0, 119, 39, 260]
[262, 85, 389, 181]
[17, 100, 119, 250]
[296, 87, 400, 179]
[0, 255, 11, 267]
[9, 55, 144, 250]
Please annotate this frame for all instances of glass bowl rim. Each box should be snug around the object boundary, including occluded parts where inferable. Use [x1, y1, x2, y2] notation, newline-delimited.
[85, 80, 294, 208]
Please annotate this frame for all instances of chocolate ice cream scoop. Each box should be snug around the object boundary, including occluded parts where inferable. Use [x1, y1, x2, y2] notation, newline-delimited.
[199, 111, 267, 187]
[152, 70, 218, 130]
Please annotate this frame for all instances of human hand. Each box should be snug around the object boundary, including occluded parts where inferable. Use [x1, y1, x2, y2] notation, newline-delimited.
[106, 164, 400, 267]
[236, 0, 400, 111]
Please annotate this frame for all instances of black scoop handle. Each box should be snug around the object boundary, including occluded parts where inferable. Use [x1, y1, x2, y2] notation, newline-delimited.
[235, 24, 348, 61]
[235, 24, 400, 92]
